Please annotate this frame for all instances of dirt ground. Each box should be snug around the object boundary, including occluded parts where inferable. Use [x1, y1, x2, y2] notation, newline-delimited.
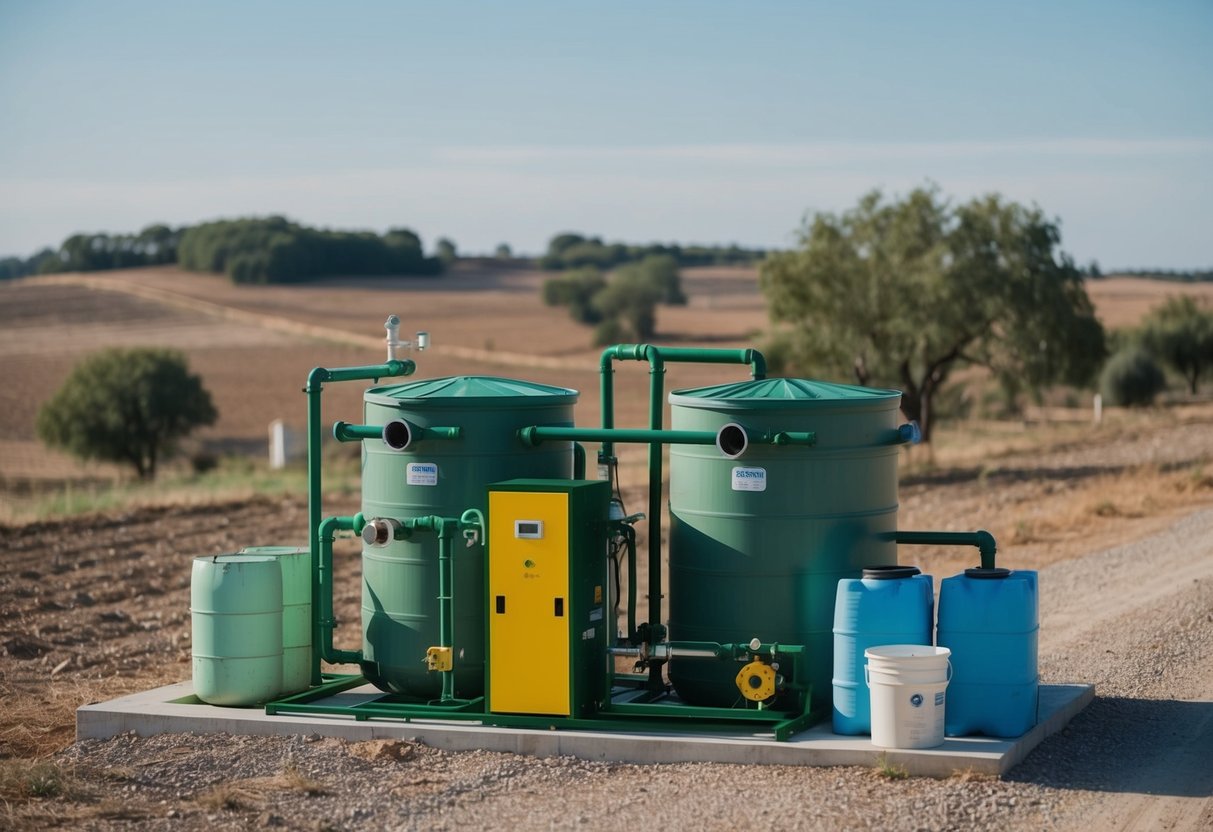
[2, 266, 1213, 828]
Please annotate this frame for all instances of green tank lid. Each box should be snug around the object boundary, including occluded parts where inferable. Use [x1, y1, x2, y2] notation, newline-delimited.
[669, 377, 899, 410]
[366, 375, 579, 407]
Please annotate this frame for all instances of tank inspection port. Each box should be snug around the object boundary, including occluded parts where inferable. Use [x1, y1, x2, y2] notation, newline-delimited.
[382, 419, 413, 451]
[716, 422, 748, 458]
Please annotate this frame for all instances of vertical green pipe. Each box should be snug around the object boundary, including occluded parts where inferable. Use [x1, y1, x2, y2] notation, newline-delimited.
[623, 524, 638, 641]
[594, 344, 769, 654]
[646, 350, 665, 638]
[317, 515, 360, 666]
[573, 442, 586, 480]
[437, 520, 455, 702]
[306, 360, 414, 685]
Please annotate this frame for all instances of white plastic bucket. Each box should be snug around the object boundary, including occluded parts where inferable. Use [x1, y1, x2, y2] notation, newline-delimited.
[865, 644, 951, 749]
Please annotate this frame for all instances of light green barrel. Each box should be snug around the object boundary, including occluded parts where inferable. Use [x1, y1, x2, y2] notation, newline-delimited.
[191, 555, 283, 706]
[360, 376, 577, 698]
[667, 378, 903, 708]
[239, 546, 311, 695]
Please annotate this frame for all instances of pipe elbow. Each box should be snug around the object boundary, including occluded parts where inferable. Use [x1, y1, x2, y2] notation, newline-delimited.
[975, 529, 997, 556]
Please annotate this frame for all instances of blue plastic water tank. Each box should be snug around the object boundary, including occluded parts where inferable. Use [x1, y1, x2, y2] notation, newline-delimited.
[938, 567, 1039, 737]
[832, 565, 934, 735]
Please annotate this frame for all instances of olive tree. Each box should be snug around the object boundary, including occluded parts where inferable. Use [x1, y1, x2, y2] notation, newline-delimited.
[760, 188, 1106, 441]
[1140, 296, 1213, 394]
[37, 348, 217, 479]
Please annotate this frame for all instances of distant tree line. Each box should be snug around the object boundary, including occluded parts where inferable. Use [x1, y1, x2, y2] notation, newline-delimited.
[1094, 267, 1213, 283]
[539, 232, 764, 271]
[0, 217, 444, 283]
[0, 224, 180, 279]
[177, 217, 442, 283]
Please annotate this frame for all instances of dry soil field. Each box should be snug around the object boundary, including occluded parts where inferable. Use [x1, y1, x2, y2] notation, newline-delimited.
[1, 267, 1212, 830]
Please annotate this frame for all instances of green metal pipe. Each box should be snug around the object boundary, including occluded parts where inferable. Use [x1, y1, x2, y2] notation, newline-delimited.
[317, 515, 361, 667]
[306, 360, 414, 684]
[573, 442, 586, 480]
[390, 511, 485, 703]
[595, 344, 770, 652]
[890, 529, 998, 569]
[518, 425, 816, 449]
[331, 420, 463, 444]
[622, 524, 638, 641]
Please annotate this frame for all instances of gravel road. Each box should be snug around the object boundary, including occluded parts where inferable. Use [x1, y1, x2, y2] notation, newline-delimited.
[29, 507, 1210, 831]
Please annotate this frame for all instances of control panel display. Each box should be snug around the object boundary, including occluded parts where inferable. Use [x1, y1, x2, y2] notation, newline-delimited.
[514, 520, 544, 539]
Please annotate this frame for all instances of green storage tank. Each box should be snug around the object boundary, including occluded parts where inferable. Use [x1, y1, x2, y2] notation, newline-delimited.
[191, 554, 283, 706]
[238, 546, 311, 695]
[667, 378, 903, 708]
[359, 375, 578, 698]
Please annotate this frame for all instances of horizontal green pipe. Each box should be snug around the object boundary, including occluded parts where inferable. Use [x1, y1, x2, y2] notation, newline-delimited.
[599, 344, 767, 380]
[890, 529, 998, 569]
[520, 426, 719, 447]
[308, 360, 415, 388]
[332, 420, 463, 443]
[517, 425, 816, 449]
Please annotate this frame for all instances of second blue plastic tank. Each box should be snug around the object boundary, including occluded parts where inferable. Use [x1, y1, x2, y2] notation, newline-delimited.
[938, 567, 1039, 737]
[831, 565, 934, 734]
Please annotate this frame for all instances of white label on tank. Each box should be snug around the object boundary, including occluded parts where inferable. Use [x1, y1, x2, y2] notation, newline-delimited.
[731, 466, 767, 492]
[406, 462, 439, 486]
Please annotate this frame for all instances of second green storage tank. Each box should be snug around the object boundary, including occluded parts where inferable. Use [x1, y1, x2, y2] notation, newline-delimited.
[667, 378, 903, 707]
[359, 376, 578, 699]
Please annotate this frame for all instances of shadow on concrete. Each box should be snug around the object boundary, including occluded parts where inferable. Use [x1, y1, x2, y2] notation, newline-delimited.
[1007, 695, 1213, 797]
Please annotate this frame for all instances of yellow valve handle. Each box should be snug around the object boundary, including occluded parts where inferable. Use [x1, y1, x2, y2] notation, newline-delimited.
[735, 660, 776, 702]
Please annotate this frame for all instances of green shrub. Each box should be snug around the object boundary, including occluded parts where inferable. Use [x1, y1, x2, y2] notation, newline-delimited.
[1099, 347, 1166, 407]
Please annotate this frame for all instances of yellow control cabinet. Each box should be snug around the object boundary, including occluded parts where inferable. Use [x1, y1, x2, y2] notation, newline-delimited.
[487, 480, 609, 717]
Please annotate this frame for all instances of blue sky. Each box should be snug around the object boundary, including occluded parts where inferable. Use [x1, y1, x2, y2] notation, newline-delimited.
[1, 0, 1210, 267]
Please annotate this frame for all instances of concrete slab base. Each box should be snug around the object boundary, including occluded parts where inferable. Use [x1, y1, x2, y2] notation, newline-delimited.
[78, 682, 1092, 777]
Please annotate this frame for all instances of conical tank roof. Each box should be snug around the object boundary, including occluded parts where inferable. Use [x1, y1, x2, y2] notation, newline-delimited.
[366, 375, 579, 407]
[669, 377, 899, 410]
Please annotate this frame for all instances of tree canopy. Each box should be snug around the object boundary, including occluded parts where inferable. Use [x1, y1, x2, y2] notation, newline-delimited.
[177, 217, 443, 283]
[1139, 296, 1213, 394]
[760, 188, 1106, 441]
[542, 254, 688, 345]
[36, 348, 217, 479]
[539, 233, 765, 271]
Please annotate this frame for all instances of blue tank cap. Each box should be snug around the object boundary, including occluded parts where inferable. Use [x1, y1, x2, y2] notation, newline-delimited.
[964, 567, 1012, 579]
[862, 565, 921, 580]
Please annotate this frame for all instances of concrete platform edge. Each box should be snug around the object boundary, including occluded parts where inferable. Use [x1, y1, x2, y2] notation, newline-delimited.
[77, 682, 1093, 778]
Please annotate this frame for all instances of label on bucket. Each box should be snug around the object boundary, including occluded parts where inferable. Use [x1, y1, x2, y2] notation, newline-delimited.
[731, 466, 767, 492]
[406, 463, 439, 486]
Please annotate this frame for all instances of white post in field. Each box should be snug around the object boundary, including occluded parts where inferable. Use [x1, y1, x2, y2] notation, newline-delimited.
[1093, 394, 1103, 425]
[269, 419, 287, 469]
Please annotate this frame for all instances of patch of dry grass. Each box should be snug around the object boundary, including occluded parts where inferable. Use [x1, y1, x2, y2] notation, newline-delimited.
[1007, 460, 1213, 548]
[0, 676, 157, 761]
[193, 764, 330, 814]
[0, 759, 87, 803]
[195, 781, 261, 812]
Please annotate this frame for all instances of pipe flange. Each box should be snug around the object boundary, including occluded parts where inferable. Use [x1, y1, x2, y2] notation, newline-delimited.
[735, 660, 777, 702]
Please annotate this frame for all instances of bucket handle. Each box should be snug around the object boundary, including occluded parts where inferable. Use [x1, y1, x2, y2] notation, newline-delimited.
[863, 659, 953, 686]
